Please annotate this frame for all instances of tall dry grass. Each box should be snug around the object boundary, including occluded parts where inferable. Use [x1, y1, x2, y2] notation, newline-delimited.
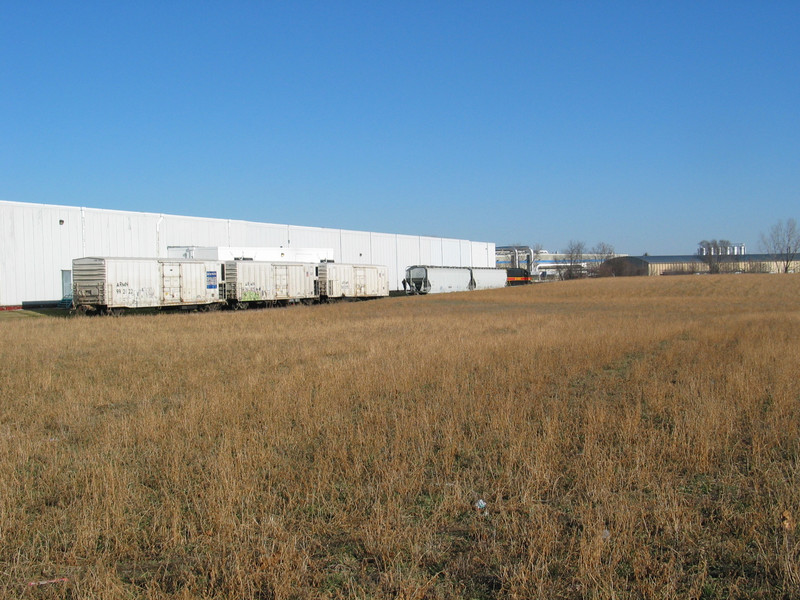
[1, 275, 799, 598]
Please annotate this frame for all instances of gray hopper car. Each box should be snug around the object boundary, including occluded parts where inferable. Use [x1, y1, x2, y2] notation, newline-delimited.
[404, 265, 507, 295]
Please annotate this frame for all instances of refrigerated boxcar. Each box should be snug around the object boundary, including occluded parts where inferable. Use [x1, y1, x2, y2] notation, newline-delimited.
[73, 257, 223, 313]
[224, 260, 318, 308]
[317, 262, 389, 300]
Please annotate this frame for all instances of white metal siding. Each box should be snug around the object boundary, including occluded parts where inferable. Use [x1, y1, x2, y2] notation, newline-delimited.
[340, 230, 371, 264]
[441, 239, 462, 266]
[419, 237, 444, 266]
[368, 233, 398, 289]
[460, 240, 473, 266]
[471, 242, 495, 268]
[83, 209, 160, 257]
[288, 226, 341, 258]
[228, 221, 289, 247]
[396, 235, 422, 277]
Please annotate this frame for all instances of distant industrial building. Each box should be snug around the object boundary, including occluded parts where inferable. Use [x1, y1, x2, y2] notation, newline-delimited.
[606, 254, 799, 276]
[496, 246, 626, 280]
[0, 200, 495, 307]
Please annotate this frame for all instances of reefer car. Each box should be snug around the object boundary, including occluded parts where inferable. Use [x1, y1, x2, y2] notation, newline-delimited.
[224, 260, 317, 308]
[72, 257, 390, 313]
[73, 257, 222, 313]
[317, 262, 389, 300]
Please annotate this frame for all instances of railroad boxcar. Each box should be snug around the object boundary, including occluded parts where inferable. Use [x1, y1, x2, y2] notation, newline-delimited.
[317, 262, 390, 300]
[72, 257, 223, 313]
[224, 260, 318, 308]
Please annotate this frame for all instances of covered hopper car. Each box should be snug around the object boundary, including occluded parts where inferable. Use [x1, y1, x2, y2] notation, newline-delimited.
[404, 265, 508, 295]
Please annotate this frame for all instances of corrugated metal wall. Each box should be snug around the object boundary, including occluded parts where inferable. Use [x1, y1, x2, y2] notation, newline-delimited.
[0, 200, 495, 305]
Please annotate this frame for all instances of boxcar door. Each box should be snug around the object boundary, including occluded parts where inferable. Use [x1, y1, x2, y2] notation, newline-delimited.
[180, 263, 205, 303]
[355, 267, 366, 296]
[274, 265, 288, 299]
[162, 263, 181, 304]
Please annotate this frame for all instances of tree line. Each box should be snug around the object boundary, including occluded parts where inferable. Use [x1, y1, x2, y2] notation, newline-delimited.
[547, 218, 799, 279]
[698, 218, 799, 274]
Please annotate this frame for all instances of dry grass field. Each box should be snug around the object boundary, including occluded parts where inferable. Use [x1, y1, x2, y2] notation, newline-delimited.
[1, 275, 799, 599]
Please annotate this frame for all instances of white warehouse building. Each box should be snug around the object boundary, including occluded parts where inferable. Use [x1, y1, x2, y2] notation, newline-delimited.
[0, 200, 496, 307]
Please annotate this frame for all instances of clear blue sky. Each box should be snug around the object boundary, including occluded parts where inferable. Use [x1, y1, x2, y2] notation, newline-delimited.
[2, 1, 798, 255]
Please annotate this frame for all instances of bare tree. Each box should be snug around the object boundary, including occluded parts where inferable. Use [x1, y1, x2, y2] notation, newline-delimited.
[759, 218, 800, 273]
[590, 242, 615, 276]
[559, 240, 586, 280]
[697, 239, 732, 274]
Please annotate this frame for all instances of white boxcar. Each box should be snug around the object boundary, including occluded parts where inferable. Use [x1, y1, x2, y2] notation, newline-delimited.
[318, 263, 390, 299]
[471, 267, 508, 291]
[405, 266, 473, 294]
[225, 261, 317, 305]
[72, 257, 223, 311]
[161, 260, 223, 306]
[73, 257, 161, 309]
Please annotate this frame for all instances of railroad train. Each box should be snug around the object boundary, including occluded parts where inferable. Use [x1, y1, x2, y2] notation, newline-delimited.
[72, 257, 390, 314]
